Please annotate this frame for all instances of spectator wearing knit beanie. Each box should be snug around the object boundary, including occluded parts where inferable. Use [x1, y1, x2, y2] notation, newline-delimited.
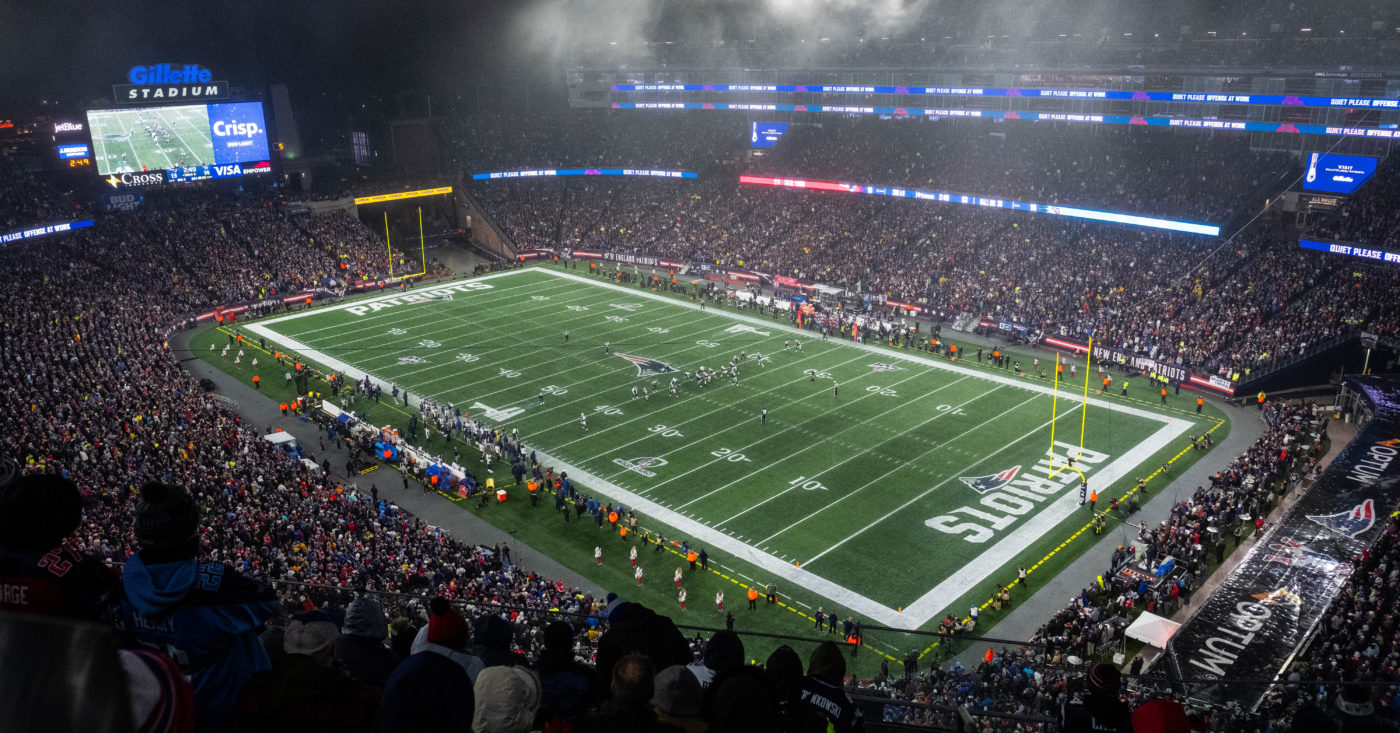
[1060, 662, 1132, 733]
[0, 466, 122, 620]
[375, 598, 479, 733]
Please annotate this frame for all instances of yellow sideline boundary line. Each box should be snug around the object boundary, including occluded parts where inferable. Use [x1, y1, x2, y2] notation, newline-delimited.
[917, 415, 1227, 662]
[210, 268, 1227, 663]
[213, 322, 899, 659]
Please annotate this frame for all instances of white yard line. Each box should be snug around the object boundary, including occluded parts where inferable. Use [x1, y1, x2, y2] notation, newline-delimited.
[714, 379, 985, 524]
[780, 392, 1052, 551]
[673, 373, 972, 514]
[567, 350, 868, 465]
[247, 266, 1200, 626]
[897, 418, 1192, 622]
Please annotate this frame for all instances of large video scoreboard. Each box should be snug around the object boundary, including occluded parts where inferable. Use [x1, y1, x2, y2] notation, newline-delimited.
[85, 101, 271, 186]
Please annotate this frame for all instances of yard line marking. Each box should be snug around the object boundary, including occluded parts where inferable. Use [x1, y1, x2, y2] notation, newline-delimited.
[528, 268, 1188, 428]
[246, 267, 1195, 627]
[289, 276, 569, 338]
[544, 349, 848, 451]
[713, 380, 989, 525]
[318, 286, 607, 360]
[302, 279, 591, 346]
[795, 394, 1064, 567]
[768, 391, 1046, 549]
[897, 416, 1193, 623]
[674, 372, 970, 514]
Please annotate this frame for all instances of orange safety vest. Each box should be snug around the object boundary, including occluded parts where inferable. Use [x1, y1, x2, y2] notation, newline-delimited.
[1102, 377, 1110, 388]
[1161, 388, 1167, 397]
[747, 588, 759, 601]
[279, 403, 287, 411]
[1197, 397, 1204, 407]
[1089, 491, 1098, 502]
[527, 481, 537, 493]
[251, 375, 260, 383]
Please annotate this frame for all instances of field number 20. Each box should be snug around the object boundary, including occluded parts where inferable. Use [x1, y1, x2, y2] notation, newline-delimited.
[710, 448, 751, 462]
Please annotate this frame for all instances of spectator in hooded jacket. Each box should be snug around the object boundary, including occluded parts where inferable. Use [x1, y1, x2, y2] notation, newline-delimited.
[121, 482, 278, 732]
[335, 596, 402, 686]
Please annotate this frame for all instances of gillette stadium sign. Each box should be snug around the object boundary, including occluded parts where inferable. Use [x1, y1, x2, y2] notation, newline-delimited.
[114, 64, 229, 105]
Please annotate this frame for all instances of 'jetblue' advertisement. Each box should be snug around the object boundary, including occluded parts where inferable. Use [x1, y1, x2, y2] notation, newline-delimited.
[207, 103, 270, 165]
[1303, 153, 1378, 194]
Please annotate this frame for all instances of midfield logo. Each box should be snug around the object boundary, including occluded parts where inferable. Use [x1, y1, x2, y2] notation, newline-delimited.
[960, 466, 1021, 495]
[613, 456, 668, 478]
[869, 363, 902, 373]
[616, 353, 677, 377]
[1306, 498, 1375, 538]
[397, 356, 427, 365]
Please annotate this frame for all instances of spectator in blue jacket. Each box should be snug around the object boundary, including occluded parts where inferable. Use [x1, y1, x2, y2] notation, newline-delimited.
[121, 482, 277, 731]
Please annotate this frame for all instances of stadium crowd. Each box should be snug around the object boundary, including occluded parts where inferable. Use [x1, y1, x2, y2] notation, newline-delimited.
[457, 112, 1399, 382]
[0, 101, 1396, 732]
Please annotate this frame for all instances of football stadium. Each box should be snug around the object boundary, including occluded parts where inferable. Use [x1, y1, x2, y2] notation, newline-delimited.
[3, 1, 1400, 731]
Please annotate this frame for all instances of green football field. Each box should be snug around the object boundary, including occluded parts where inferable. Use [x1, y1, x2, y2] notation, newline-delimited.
[88, 105, 214, 174]
[242, 266, 1214, 629]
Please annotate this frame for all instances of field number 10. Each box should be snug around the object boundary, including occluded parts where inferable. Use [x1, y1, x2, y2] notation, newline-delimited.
[790, 476, 829, 491]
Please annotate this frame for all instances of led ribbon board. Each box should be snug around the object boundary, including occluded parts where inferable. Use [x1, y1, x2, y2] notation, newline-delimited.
[613, 83, 1400, 111]
[471, 169, 698, 180]
[353, 186, 454, 205]
[0, 219, 95, 245]
[1300, 238, 1400, 265]
[738, 175, 1220, 236]
[612, 102, 1400, 140]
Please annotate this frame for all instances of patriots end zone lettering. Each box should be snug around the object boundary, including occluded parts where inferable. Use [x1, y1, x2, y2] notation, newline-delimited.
[925, 441, 1110, 543]
[345, 282, 492, 315]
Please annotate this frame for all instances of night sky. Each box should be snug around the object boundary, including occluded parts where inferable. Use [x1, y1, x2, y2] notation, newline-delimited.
[0, 0, 541, 110]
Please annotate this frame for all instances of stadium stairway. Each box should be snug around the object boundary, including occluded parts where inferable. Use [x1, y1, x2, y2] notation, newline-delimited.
[1161, 414, 1357, 630]
[169, 325, 605, 599]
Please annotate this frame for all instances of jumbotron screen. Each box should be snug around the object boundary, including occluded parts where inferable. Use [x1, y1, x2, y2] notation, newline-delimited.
[86, 102, 270, 176]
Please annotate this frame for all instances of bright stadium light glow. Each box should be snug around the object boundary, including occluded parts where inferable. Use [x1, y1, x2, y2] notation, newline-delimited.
[737, 175, 1220, 236]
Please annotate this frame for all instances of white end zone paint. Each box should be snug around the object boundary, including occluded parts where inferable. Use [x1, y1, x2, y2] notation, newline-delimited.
[243, 266, 1207, 626]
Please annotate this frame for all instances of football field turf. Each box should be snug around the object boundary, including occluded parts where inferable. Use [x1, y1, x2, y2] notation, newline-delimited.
[88, 105, 214, 174]
[246, 267, 1214, 627]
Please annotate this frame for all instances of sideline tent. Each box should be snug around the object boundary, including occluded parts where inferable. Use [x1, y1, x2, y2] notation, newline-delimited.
[1124, 612, 1181, 648]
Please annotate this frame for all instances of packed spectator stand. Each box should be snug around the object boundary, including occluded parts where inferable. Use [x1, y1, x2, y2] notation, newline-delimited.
[0, 97, 1397, 732]
[456, 111, 1400, 385]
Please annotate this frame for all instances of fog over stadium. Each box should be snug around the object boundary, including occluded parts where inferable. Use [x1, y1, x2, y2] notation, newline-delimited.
[0, 1, 1398, 732]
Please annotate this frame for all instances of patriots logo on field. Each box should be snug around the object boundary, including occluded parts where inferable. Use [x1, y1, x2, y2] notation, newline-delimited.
[1306, 499, 1375, 538]
[869, 363, 903, 373]
[616, 353, 677, 377]
[397, 356, 427, 365]
[960, 466, 1021, 495]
